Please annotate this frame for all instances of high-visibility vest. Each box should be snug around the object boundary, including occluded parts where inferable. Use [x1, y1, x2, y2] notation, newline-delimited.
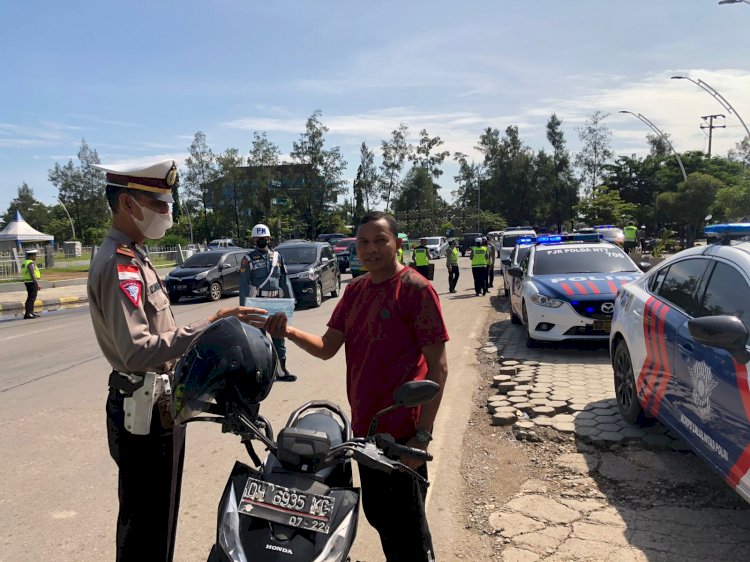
[471, 246, 487, 267]
[22, 259, 40, 282]
[623, 225, 638, 242]
[448, 247, 459, 265]
[397, 247, 404, 264]
[413, 247, 429, 266]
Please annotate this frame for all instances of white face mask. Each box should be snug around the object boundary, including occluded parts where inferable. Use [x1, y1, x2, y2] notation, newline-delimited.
[130, 197, 173, 239]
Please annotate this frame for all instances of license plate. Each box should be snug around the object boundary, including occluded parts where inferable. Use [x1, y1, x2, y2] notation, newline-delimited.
[594, 319, 612, 332]
[238, 477, 336, 534]
[175, 284, 187, 290]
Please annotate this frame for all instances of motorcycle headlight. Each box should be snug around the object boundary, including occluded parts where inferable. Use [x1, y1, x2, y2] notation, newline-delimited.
[194, 270, 209, 280]
[530, 293, 564, 308]
[311, 508, 356, 562]
[298, 269, 317, 280]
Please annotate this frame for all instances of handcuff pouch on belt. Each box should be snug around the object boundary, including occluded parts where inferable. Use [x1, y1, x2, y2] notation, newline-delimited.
[109, 371, 172, 435]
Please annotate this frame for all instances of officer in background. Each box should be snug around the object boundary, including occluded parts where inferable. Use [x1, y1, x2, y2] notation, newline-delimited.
[483, 236, 495, 290]
[446, 239, 459, 293]
[411, 237, 431, 279]
[88, 160, 264, 562]
[22, 248, 41, 319]
[397, 243, 405, 265]
[469, 237, 488, 296]
[623, 221, 638, 253]
[240, 224, 297, 382]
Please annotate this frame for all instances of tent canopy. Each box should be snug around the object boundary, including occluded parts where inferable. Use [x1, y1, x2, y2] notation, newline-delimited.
[0, 210, 54, 243]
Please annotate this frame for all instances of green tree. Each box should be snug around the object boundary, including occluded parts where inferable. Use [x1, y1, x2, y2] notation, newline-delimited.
[247, 131, 283, 227]
[214, 148, 247, 241]
[574, 185, 638, 226]
[656, 172, 726, 247]
[409, 129, 450, 180]
[290, 110, 348, 238]
[48, 139, 108, 245]
[353, 142, 377, 216]
[728, 136, 750, 167]
[183, 131, 217, 243]
[2, 182, 50, 230]
[544, 114, 579, 232]
[379, 123, 411, 212]
[714, 181, 750, 221]
[575, 110, 613, 197]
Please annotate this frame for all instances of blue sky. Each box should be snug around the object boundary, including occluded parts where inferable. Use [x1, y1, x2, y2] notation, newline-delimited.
[2, 0, 749, 215]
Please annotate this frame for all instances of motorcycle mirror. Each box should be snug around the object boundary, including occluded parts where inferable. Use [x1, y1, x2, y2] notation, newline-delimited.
[367, 381, 441, 437]
[393, 380, 441, 408]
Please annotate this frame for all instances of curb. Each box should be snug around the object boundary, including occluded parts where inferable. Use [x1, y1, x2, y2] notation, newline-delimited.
[0, 295, 89, 312]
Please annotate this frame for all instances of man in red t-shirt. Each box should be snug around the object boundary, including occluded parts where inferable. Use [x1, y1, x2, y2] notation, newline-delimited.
[261, 211, 449, 562]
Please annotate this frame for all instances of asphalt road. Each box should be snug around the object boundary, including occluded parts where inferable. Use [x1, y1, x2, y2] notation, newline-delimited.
[0, 259, 490, 562]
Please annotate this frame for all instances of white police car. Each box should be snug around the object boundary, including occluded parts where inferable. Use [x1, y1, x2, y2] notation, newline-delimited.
[508, 234, 649, 346]
[610, 223, 750, 503]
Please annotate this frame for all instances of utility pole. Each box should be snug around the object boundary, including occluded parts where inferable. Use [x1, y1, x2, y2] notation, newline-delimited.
[700, 114, 726, 158]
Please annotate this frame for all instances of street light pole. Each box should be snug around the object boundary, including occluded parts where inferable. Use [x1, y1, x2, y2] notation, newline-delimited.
[56, 196, 76, 240]
[619, 111, 688, 182]
[671, 75, 750, 142]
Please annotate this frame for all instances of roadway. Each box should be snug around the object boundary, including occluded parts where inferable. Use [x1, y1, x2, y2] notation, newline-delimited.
[0, 258, 490, 561]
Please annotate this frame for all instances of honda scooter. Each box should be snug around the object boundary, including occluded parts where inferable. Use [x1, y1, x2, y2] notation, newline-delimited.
[172, 317, 438, 562]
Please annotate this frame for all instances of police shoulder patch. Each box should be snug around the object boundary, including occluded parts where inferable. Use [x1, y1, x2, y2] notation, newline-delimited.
[120, 280, 142, 307]
[116, 244, 135, 258]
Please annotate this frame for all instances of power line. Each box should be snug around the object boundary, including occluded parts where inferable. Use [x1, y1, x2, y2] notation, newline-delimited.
[700, 114, 726, 158]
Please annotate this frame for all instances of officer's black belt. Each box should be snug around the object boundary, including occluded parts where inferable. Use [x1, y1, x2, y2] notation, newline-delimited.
[108, 370, 145, 396]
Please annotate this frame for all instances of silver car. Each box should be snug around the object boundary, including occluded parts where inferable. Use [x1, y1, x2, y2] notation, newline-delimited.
[423, 236, 449, 259]
[501, 242, 533, 297]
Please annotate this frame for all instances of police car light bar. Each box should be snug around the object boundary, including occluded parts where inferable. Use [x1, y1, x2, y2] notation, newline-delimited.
[515, 237, 535, 245]
[536, 233, 602, 244]
[704, 223, 750, 245]
[594, 225, 615, 229]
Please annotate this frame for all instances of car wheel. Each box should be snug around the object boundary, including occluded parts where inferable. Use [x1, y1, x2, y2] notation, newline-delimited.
[522, 302, 538, 347]
[330, 275, 341, 297]
[311, 282, 323, 308]
[613, 339, 645, 424]
[209, 281, 222, 302]
[168, 292, 181, 304]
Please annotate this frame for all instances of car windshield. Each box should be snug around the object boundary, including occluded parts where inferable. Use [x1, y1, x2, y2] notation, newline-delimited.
[503, 234, 534, 247]
[533, 246, 638, 275]
[513, 245, 532, 265]
[425, 237, 441, 245]
[181, 253, 223, 268]
[278, 247, 317, 264]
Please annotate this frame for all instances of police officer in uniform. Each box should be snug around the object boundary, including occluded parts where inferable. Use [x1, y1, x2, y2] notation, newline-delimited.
[88, 160, 265, 562]
[446, 239, 459, 293]
[483, 236, 495, 290]
[623, 221, 638, 253]
[240, 224, 297, 382]
[411, 237, 431, 279]
[22, 248, 41, 319]
[469, 237, 488, 296]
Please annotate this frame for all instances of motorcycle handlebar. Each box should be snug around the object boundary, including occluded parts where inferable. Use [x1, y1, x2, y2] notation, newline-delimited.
[374, 433, 433, 461]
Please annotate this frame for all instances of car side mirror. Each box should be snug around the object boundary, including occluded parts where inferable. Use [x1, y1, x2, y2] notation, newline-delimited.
[508, 266, 524, 278]
[688, 316, 750, 364]
[638, 262, 653, 272]
[322, 257, 329, 263]
[501, 258, 511, 266]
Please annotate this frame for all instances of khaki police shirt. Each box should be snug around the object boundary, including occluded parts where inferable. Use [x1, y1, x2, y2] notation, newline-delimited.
[87, 227, 210, 374]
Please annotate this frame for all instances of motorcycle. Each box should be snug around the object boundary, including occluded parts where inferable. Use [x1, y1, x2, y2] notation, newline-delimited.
[172, 317, 439, 562]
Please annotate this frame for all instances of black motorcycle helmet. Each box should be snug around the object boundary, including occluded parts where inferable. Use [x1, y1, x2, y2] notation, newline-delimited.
[172, 317, 278, 424]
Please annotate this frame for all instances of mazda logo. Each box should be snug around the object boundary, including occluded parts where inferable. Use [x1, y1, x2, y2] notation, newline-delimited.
[601, 302, 615, 314]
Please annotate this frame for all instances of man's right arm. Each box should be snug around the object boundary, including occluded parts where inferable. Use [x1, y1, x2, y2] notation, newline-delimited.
[261, 313, 344, 360]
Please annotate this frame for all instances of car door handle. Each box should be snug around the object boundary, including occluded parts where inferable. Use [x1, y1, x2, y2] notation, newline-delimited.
[678, 342, 694, 355]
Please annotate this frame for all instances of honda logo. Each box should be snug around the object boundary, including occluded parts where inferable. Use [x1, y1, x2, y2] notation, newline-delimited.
[601, 302, 615, 314]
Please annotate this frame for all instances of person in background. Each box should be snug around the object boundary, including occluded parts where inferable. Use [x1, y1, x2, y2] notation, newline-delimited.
[88, 159, 265, 562]
[22, 248, 41, 319]
[411, 237, 431, 279]
[483, 236, 495, 290]
[259, 211, 448, 562]
[469, 237, 488, 296]
[239, 223, 297, 382]
[623, 221, 638, 253]
[446, 239, 459, 293]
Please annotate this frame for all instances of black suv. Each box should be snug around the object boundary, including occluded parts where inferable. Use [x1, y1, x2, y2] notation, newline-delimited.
[164, 249, 246, 303]
[459, 232, 482, 256]
[276, 241, 341, 308]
